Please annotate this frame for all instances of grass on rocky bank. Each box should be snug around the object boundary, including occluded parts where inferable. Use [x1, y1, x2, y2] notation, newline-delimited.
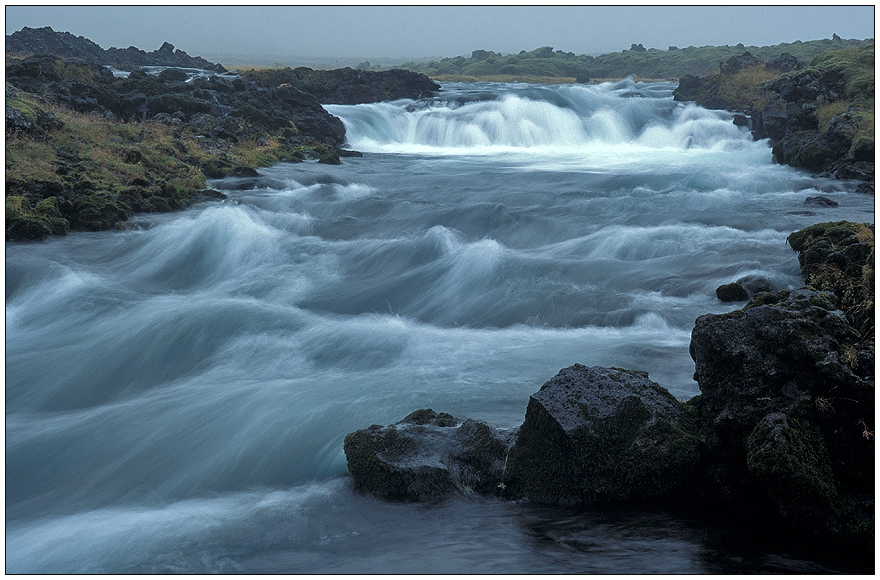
[788, 221, 875, 340]
[6, 88, 315, 240]
[812, 43, 875, 150]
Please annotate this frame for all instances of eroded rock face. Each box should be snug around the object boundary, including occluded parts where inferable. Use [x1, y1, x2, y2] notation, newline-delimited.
[506, 365, 700, 506]
[343, 409, 516, 501]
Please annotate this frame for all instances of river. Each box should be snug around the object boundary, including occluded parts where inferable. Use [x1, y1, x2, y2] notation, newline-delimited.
[5, 80, 873, 573]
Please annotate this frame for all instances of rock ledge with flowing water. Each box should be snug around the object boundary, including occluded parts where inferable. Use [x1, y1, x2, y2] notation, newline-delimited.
[346, 222, 874, 553]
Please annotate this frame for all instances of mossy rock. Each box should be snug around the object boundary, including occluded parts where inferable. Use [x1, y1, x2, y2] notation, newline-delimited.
[146, 196, 173, 213]
[69, 192, 132, 231]
[787, 221, 874, 335]
[747, 413, 837, 506]
[5, 195, 69, 241]
[33, 196, 60, 217]
[851, 137, 874, 161]
[744, 412, 858, 540]
[318, 150, 341, 165]
[6, 212, 53, 241]
[200, 158, 233, 179]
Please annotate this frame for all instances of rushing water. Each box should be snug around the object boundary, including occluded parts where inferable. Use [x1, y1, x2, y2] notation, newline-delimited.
[5, 80, 874, 573]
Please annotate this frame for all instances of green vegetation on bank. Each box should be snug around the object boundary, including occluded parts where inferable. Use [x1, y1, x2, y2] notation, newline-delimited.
[809, 43, 875, 149]
[398, 37, 872, 81]
[5, 86, 313, 240]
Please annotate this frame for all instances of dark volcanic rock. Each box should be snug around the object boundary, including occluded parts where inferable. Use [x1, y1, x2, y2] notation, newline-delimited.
[506, 365, 700, 506]
[344, 409, 516, 501]
[735, 274, 778, 296]
[240, 66, 440, 104]
[689, 287, 873, 545]
[719, 51, 762, 76]
[762, 67, 845, 105]
[715, 282, 749, 302]
[766, 52, 806, 74]
[691, 288, 866, 442]
[6, 26, 226, 72]
[6, 26, 106, 61]
[804, 195, 839, 207]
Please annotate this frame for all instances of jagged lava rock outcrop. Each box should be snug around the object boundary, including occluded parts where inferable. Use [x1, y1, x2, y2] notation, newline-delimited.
[6, 26, 226, 72]
[239, 66, 440, 105]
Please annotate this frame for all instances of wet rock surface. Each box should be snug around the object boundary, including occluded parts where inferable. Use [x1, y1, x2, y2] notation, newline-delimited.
[506, 365, 700, 506]
[343, 409, 516, 501]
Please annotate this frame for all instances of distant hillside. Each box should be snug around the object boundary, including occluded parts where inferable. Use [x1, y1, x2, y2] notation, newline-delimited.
[397, 37, 873, 81]
[6, 26, 226, 72]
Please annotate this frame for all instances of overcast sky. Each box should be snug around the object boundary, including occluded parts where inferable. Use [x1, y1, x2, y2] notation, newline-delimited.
[5, 5, 876, 61]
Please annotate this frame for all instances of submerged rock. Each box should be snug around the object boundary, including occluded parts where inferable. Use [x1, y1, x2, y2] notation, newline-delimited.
[343, 409, 516, 501]
[715, 282, 749, 302]
[507, 365, 700, 506]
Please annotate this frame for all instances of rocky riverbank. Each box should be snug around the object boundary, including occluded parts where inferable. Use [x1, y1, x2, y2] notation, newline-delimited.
[674, 45, 874, 187]
[5, 27, 439, 241]
[345, 220, 874, 559]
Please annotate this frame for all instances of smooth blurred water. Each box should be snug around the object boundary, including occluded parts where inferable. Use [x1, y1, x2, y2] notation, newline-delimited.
[6, 80, 874, 573]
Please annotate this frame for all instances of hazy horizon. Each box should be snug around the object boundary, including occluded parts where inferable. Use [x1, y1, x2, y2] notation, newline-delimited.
[5, 6, 875, 65]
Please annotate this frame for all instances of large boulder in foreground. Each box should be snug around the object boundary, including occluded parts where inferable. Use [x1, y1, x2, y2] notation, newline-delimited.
[506, 365, 700, 506]
[689, 287, 874, 545]
[343, 409, 515, 501]
[691, 288, 872, 449]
